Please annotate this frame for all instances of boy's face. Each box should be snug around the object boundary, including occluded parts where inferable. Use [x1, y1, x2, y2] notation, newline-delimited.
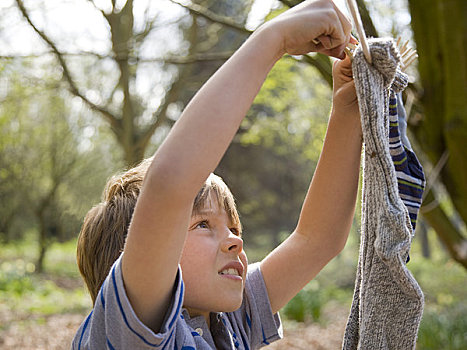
[180, 196, 247, 319]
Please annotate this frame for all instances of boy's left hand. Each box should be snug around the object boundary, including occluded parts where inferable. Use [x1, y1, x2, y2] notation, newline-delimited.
[331, 52, 361, 132]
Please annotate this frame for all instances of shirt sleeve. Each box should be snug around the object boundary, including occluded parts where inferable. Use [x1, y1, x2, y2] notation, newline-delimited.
[71, 255, 184, 350]
[228, 262, 283, 349]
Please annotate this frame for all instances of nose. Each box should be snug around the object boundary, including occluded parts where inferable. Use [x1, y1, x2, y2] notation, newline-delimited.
[221, 231, 243, 254]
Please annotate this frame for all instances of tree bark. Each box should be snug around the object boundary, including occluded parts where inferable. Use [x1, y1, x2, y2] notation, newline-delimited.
[408, 0, 467, 217]
[408, 0, 467, 269]
[421, 191, 467, 268]
[15, 0, 234, 167]
[417, 220, 431, 259]
[36, 211, 47, 273]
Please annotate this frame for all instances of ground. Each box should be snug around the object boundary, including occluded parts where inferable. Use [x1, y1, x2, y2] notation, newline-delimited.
[0, 313, 84, 350]
[0, 303, 348, 349]
[268, 304, 348, 349]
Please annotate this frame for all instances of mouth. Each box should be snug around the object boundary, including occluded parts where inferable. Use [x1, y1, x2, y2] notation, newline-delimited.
[218, 261, 244, 280]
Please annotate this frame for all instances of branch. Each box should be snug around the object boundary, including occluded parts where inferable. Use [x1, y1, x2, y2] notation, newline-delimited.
[15, 0, 120, 130]
[136, 20, 206, 154]
[136, 102, 169, 155]
[278, 0, 300, 8]
[140, 51, 234, 64]
[87, 0, 107, 17]
[0, 51, 110, 60]
[135, 94, 172, 156]
[135, 16, 188, 46]
[421, 189, 467, 268]
[169, 0, 252, 34]
[134, 19, 156, 46]
[1, 50, 234, 64]
[134, 8, 160, 46]
[136, 61, 192, 153]
[289, 53, 333, 88]
[355, 0, 378, 38]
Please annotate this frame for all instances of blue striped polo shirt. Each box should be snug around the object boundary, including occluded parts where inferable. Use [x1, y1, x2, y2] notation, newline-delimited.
[72, 256, 282, 349]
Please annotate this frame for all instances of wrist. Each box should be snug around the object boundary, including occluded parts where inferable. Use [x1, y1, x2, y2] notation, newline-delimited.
[330, 109, 363, 141]
[251, 21, 286, 63]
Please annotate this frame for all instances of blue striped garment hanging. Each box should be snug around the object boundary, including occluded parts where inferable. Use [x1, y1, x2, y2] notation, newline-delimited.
[388, 91, 425, 233]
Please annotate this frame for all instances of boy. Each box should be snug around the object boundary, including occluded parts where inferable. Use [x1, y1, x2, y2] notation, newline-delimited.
[73, 0, 362, 348]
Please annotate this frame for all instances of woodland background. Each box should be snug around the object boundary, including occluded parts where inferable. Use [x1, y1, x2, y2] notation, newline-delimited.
[0, 0, 465, 348]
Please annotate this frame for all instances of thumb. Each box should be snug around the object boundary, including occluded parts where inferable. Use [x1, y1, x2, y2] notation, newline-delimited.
[333, 56, 353, 88]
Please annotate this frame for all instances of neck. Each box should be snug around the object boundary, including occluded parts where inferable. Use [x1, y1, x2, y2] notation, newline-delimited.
[185, 307, 211, 328]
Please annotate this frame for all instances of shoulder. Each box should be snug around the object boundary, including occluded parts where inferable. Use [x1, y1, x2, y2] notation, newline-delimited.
[226, 263, 283, 348]
[72, 256, 187, 349]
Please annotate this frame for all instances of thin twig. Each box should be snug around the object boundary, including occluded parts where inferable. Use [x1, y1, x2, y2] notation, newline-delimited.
[15, 0, 119, 129]
[169, 0, 252, 35]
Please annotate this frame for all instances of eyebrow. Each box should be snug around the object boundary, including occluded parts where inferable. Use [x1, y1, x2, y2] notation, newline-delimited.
[192, 210, 239, 228]
[192, 209, 216, 216]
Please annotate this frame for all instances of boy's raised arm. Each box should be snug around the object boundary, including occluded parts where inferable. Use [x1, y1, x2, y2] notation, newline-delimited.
[261, 55, 362, 314]
[121, 0, 351, 332]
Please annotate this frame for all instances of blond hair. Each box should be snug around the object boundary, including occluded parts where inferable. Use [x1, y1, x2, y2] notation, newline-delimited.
[77, 162, 240, 304]
[193, 173, 242, 233]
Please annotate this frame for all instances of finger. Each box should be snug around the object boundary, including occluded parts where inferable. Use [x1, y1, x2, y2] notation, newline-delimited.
[340, 56, 353, 77]
[316, 34, 333, 50]
[330, 1, 353, 55]
[342, 54, 353, 67]
[350, 35, 358, 45]
[327, 11, 349, 56]
[327, 34, 358, 59]
[316, 25, 346, 57]
[332, 1, 353, 40]
[333, 56, 353, 77]
[333, 55, 350, 70]
[321, 42, 347, 59]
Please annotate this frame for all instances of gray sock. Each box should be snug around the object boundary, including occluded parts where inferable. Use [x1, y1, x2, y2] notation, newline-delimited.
[342, 39, 424, 350]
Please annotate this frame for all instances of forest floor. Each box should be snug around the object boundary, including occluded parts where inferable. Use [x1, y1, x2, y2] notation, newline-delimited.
[0, 299, 348, 349]
[1, 241, 350, 349]
[2, 239, 465, 349]
[268, 303, 348, 349]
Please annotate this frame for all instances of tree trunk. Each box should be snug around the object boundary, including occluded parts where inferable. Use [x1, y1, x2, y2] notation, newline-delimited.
[417, 220, 431, 259]
[408, 0, 467, 269]
[36, 209, 47, 273]
[0, 212, 15, 243]
[420, 191, 467, 268]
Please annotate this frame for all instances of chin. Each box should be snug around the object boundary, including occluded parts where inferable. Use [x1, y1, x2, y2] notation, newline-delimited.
[185, 292, 244, 314]
[223, 300, 243, 312]
[209, 294, 243, 313]
[221, 293, 244, 312]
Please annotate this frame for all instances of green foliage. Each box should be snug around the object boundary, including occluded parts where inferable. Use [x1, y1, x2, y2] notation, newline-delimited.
[282, 280, 325, 323]
[408, 232, 467, 349]
[0, 259, 35, 295]
[243, 57, 330, 161]
[0, 239, 91, 324]
[417, 305, 467, 350]
[280, 228, 359, 323]
[0, 59, 121, 247]
[278, 223, 467, 350]
[218, 57, 332, 250]
[43, 239, 82, 278]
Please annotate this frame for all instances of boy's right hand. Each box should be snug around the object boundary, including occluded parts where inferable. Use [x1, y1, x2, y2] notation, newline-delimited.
[263, 0, 352, 59]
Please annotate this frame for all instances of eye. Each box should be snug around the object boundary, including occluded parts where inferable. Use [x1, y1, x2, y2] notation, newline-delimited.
[230, 227, 242, 237]
[195, 220, 209, 229]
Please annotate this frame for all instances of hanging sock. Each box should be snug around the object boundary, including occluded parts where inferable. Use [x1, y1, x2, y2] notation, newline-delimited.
[389, 91, 425, 233]
[342, 39, 424, 350]
[395, 93, 412, 151]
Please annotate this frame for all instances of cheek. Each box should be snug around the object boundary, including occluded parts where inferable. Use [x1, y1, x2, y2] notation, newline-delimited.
[180, 238, 198, 268]
[180, 235, 215, 271]
[240, 252, 248, 275]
